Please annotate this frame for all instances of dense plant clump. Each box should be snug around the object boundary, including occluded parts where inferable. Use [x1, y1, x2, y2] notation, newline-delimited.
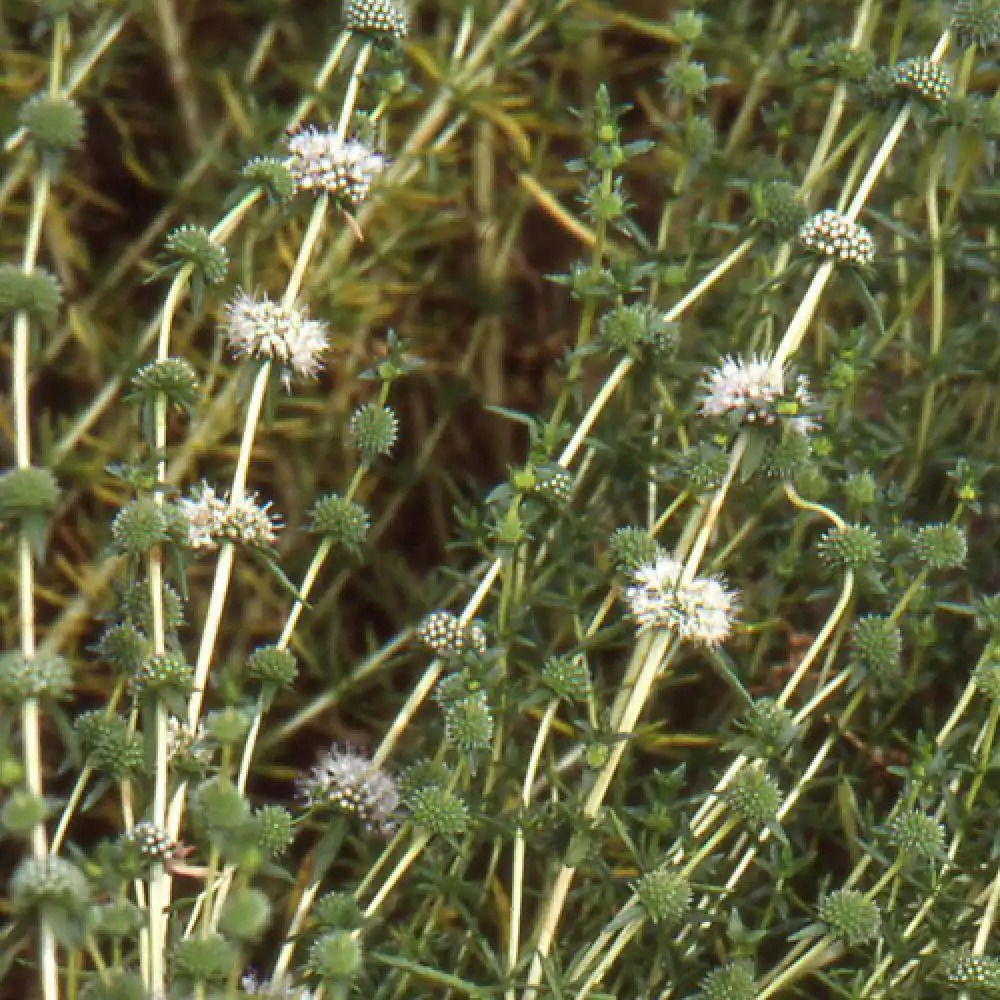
[3, 1, 1000, 997]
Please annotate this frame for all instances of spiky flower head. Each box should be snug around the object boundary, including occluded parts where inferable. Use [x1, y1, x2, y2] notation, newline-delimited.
[635, 866, 690, 927]
[74, 710, 145, 779]
[677, 440, 731, 492]
[699, 354, 818, 435]
[175, 481, 281, 551]
[416, 610, 488, 657]
[313, 891, 364, 933]
[110, 500, 170, 555]
[95, 622, 151, 674]
[443, 690, 495, 756]
[598, 303, 676, 356]
[18, 92, 84, 153]
[541, 655, 593, 702]
[623, 553, 739, 646]
[699, 961, 757, 1000]
[253, 804, 295, 857]
[9, 856, 89, 916]
[222, 289, 328, 386]
[799, 209, 875, 266]
[725, 768, 782, 829]
[128, 651, 194, 698]
[245, 644, 298, 689]
[609, 526, 662, 574]
[118, 578, 185, 635]
[284, 126, 387, 206]
[736, 698, 799, 758]
[298, 744, 399, 833]
[0, 263, 62, 327]
[850, 615, 902, 683]
[171, 933, 237, 986]
[0, 651, 72, 702]
[123, 820, 177, 862]
[0, 466, 60, 522]
[891, 56, 951, 104]
[975, 657, 1000, 702]
[308, 493, 371, 554]
[533, 465, 573, 505]
[343, 0, 408, 39]
[129, 357, 199, 412]
[952, 0, 1000, 49]
[167, 717, 212, 776]
[818, 888, 880, 946]
[911, 522, 967, 570]
[819, 40, 876, 81]
[407, 784, 470, 836]
[663, 60, 709, 101]
[1, 790, 49, 837]
[942, 948, 1000, 989]
[887, 809, 945, 861]
[307, 930, 363, 985]
[218, 887, 271, 943]
[242, 155, 297, 202]
[817, 523, 881, 571]
[163, 224, 229, 286]
[756, 179, 807, 239]
[349, 403, 399, 464]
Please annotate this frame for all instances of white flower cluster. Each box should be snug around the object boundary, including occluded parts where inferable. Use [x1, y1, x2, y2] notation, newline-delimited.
[624, 554, 738, 646]
[298, 744, 399, 833]
[284, 127, 386, 206]
[799, 208, 875, 266]
[222, 289, 328, 385]
[343, 0, 409, 39]
[176, 481, 281, 551]
[699, 353, 818, 435]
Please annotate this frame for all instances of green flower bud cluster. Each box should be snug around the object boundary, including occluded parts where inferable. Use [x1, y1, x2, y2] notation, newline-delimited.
[19, 93, 84, 154]
[75, 710, 146, 779]
[699, 961, 756, 1000]
[163, 224, 229, 286]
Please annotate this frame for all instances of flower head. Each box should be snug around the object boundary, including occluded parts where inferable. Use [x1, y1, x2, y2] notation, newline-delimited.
[284, 127, 386, 206]
[698, 354, 818, 435]
[298, 744, 399, 833]
[222, 289, 328, 386]
[623, 554, 738, 645]
[175, 481, 281, 551]
[799, 209, 875, 266]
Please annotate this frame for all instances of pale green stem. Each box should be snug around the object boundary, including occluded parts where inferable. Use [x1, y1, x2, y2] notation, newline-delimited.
[507, 698, 559, 1000]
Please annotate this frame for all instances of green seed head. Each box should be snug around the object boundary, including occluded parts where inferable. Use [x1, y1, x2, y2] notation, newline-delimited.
[0, 466, 60, 522]
[171, 932, 237, 985]
[307, 929, 363, 984]
[253, 804, 295, 857]
[541, 655, 593, 702]
[19, 93, 84, 153]
[349, 402, 399, 464]
[725, 768, 782, 829]
[245, 644, 298, 689]
[443, 691, 495, 754]
[163, 224, 229, 285]
[699, 961, 757, 1000]
[911, 522, 967, 570]
[609, 526, 662, 574]
[110, 500, 170, 555]
[952, 0, 1000, 49]
[817, 523, 882, 571]
[0, 651, 73, 703]
[818, 888, 880, 946]
[242, 156, 297, 202]
[218, 886, 271, 942]
[9, 856, 89, 916]
[635, 866, 691, 927]
[887, 809, 945, 861]
[408, 784, 469, 836]
[850, 615, 902, 683]
[313, 891, 364, 932]
[0, 264, 62, 327]
[308, 493, 371, 554]
[0, 790, 49, 837]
